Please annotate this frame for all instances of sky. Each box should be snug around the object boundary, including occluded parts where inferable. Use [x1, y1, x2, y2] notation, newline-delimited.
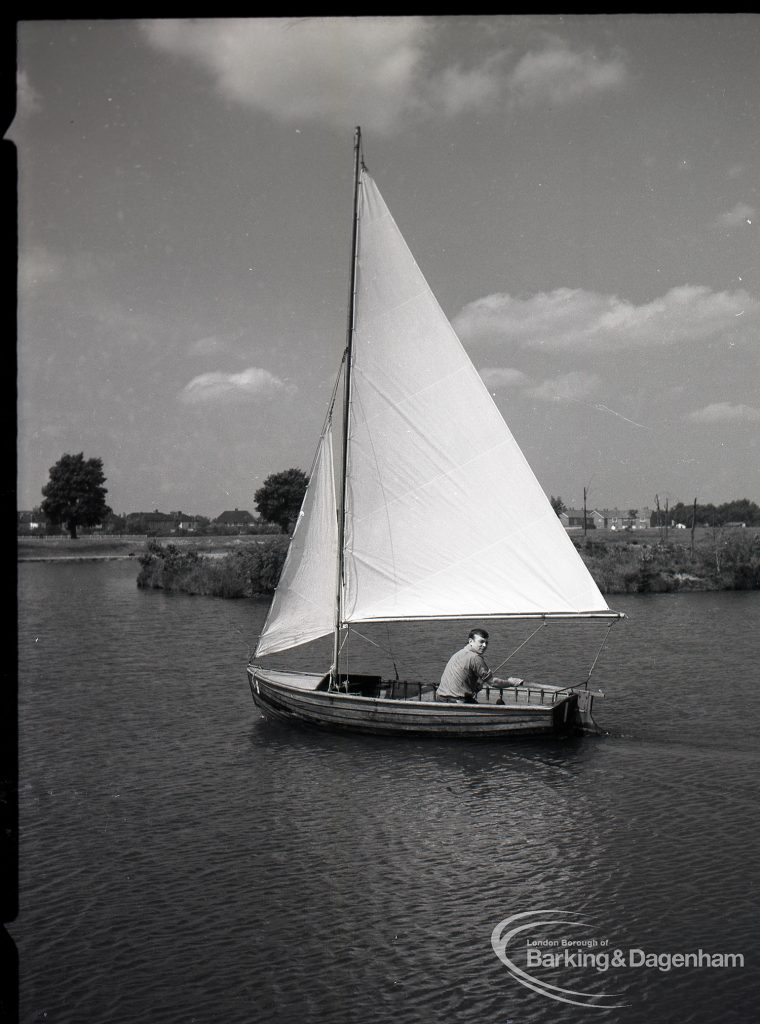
[11, 15, 760, 518]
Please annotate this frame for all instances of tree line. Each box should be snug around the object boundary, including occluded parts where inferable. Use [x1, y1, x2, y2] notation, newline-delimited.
[665, 499, 760, 528]
[35, 452, 760, 539]
[35, 453, 309, 538]
[551, 494, 760, 527]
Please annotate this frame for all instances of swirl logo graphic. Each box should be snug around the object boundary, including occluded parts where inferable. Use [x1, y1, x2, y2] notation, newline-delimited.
[491, 909, 628, 1009]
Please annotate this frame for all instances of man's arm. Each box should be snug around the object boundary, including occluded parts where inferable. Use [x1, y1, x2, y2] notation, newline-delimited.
[473, 657, 494, 690]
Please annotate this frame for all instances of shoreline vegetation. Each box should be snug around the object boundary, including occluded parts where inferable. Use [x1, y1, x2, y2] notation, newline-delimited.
[18, 527, 760, 595]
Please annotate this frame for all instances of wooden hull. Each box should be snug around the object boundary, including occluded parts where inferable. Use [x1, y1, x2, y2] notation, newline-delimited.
[248, 667, 594, 739]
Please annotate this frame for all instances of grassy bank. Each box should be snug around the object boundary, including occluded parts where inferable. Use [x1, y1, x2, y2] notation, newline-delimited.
[135, 538, 289, 597]
[570, 527, 760, 592]
[20, 527, 760, 595]
[17, 534, 271, 562]
[18, 535, 150, 561]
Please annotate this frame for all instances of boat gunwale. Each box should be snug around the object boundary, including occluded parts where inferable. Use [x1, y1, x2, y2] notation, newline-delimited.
[249, 665, 577, 714]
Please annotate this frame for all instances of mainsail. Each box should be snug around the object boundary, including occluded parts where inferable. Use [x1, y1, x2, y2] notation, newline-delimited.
[342, 172, 610, 623]
[256, 165, 611, 658]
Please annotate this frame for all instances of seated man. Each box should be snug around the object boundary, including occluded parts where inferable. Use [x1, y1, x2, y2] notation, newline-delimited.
[436, 628, 505, 703]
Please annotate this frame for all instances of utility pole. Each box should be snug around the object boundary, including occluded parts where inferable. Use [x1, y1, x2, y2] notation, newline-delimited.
[690, 497, 697, 560]
[583, 485, 588, 537]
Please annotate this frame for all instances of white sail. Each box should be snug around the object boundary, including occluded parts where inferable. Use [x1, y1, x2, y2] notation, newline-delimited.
[342, 172, 610, 622]
[255, 424, 338, 656]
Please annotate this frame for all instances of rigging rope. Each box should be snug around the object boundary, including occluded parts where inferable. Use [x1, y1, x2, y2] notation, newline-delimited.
[386, 622, 400, 682]
[323, 350, 347, 428]
[348, 626, 400, 680]
[491, 620, 548, 674]
[580, 618, 618, 689]
[229, 623, 255, 663]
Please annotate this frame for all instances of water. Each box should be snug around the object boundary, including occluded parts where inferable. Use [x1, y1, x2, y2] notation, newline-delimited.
[12, 561, 760, 1023]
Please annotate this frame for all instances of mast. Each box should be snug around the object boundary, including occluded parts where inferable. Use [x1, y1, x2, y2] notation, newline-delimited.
[331, 126, 362, 684]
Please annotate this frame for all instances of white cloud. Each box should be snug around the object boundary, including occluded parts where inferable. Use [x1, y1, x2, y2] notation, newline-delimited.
[180, 367, 288, 404]
[479, 366, 528, 388]
[140, 20, 628, 133]
[527, 371, 601, 403]
[507, 40, 627, 106]
[480, 366, 601, 405]
[716, 202, 755, 228]
[687, 402, 760, 424]
[141, 17, 429, 134]
[428, 54, 506, 117]
[454, 285, 760, 352]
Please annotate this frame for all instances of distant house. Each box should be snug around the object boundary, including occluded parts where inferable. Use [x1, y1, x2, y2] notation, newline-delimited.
[214, 508, 254, 528]
[125, 510, 180, 534]
[592, 509, 624, 530]
[17, 509, 49, 534]
[103, 512, 127, 534]
[592, 508, 651, 531]
[177, 515, 203, 532]
[560, 509, 594, 530]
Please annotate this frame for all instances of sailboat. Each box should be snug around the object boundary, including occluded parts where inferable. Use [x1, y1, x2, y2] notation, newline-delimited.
[247, 128, 623, 738]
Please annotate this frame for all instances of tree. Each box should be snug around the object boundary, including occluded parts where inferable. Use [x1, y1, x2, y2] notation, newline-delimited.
[255, 468, 309, 533]
[41, 452, 111, 539]
[670, 498, 760, 528]
[550, 495, 567, 517]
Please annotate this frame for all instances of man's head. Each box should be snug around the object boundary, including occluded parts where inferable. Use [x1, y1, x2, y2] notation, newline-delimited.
[467, 628, 489, 654]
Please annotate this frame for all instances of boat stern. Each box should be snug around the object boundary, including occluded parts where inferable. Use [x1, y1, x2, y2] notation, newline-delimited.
[569, 688, 603, 734]
[549, 688, 603, 735]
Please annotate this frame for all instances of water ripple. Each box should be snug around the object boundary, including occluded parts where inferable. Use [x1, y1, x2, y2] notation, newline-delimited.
[12, 565, 760, 1023]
